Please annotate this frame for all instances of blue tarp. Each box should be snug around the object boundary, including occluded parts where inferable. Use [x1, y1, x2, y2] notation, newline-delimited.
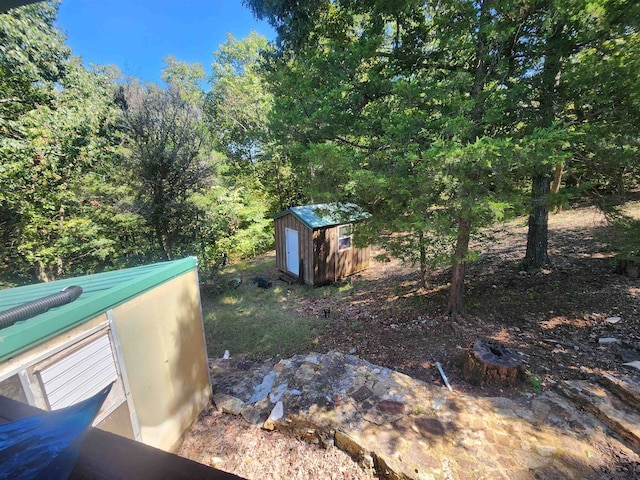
[0, 383, 112, 479]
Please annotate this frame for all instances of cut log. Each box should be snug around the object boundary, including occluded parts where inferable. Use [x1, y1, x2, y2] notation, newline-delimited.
[462, 340, 525, 386]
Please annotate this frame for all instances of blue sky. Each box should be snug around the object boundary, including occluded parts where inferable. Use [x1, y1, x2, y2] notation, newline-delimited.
[57, 0, 275, 84]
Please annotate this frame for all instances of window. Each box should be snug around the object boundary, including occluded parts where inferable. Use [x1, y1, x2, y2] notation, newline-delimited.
[338, 224, 353, 251]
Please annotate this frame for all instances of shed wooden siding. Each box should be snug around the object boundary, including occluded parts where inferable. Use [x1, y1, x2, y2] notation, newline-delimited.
[313, 227, 336, 284]
[336, 237, 370, 280]
[275, 213, 370, 286]
[274, 212, 314, 285]
[319, 225, 370, 284]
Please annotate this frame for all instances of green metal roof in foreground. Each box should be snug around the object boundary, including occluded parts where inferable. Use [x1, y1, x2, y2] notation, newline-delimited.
[274, 203, 370, 229]
[0, 257, 198, 362]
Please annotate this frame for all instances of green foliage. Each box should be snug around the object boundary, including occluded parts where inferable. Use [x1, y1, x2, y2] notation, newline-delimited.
[526, 370, 542, 395]
[206, 33, 270, 172]
[246, 0, 640, 315]
[161, 55, 206, 99]
[0, 1, 70, 125]
[607, 207, 640, 266]
[206, 32, 298, 213]
[566, 31, 640, 193]
[0, 10, 286, 284]
[0, 8, 142, 282]
[118, 70, 214, 261]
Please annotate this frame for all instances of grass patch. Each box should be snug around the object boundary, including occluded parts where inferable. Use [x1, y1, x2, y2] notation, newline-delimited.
[202, 256, 329, 360]
[527, 370, 542, 395]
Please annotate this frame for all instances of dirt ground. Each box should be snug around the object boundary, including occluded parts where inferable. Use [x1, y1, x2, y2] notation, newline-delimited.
[178, 202, 640, 479]
[318, 203, 639, 398]
[177, 407, 379, 479]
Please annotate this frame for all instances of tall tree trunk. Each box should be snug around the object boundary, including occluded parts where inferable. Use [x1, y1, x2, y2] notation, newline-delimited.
[154, 222, 171, 261]
[444, 0, 486, 321]
[551, 163, 563, 194]
[274, 156, 285, 211]
[522, 174, 551, 271]
[418, 231, 428, 289]
[522, 17, 564, 271]
[446, 218, 471, 321]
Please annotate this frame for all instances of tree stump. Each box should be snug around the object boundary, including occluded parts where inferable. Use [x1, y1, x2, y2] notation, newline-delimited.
[616, 258, 639, 279]
[462, 340, 525, 386]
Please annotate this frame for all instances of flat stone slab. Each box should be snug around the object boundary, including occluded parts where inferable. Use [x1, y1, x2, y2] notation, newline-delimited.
[598, 373, 640, 410]
[558, 379, 640, 455]
[210, 352, 639, 479]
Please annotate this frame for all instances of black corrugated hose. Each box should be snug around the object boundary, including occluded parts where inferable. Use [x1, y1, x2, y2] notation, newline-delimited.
[0, 286, 83, 330]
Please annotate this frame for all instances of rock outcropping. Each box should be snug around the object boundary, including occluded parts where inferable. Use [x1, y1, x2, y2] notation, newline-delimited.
[210, 351, 640, 479]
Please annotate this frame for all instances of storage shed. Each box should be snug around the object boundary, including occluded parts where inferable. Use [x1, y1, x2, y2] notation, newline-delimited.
[274, 203, 371, 286]
[0, 257, 210, 452]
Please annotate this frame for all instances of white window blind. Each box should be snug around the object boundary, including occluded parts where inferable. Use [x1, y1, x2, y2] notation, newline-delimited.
[38, 334, 118, 410]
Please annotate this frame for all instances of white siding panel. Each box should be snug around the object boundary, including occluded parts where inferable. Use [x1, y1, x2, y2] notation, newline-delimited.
[39, 335, 118, 410]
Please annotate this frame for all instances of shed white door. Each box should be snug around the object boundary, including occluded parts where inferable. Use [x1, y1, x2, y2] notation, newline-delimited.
[285, 228, 299, 276]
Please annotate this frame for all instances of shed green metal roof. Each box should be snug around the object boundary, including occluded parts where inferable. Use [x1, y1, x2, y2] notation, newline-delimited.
[0, 257, 198, 362]
[274, 203, 370, 229]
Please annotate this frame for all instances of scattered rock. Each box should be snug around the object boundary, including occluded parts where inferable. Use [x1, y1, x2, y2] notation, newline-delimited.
[360, 453, 375, 470]
[213, 393, 245, 415]
[350, 385, 373, 402]
[623, 361, 640, 371]
[606, 316, 622, 324]
[249, 371, 276, 403]
[264, 401, 284, 430]
[269, 383, 288, 403]
[240, 405, 263, 425]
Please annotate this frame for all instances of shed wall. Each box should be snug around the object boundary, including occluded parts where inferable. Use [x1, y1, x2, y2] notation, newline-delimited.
[313, 226, 370, 285]
[274, 213, 314, 284]
[0, 314, 136, 441]
[312, 227, 337, 284]
[112, 270, 210, 452]
[337, 241, 371, 280]
[0, 313, 108, 381]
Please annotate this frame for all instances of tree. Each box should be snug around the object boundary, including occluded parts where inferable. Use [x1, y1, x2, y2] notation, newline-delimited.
[0, 1, 69, 126]
[1, 3, 140, 283]
[519, 0, 640, 270]
[206, 32, 298, 212]
[246, 0, 640, 318]
[118, 65, 213, 261]
[247, 0, 536, 319]
[207, 33, 270, 169]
